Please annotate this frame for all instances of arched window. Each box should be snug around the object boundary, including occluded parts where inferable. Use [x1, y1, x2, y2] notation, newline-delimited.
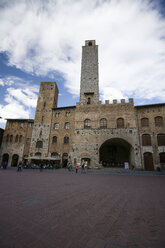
[65, 122, 70, 129]
[64, 136, 69, 144]
[36, 140, 43, 148]
[157, 134, 165, 146]
[142, 134, 151, 146]
[117, 118, 124, 128]
[141, 118, 149, 127]
[88, 41, 92, 46]
[10, 135, 13, 143]
[15, 135, 19, 143]
[155, 116, 164, 127]
[52, 136, 57, 144]
[43, 102, 46, 108]
[19, 135, 22, 143]
[35, 152, 41, 157]
[100, 118, 107, 128]
[51, 152, 58, 158]
[84, 119, 91, 128]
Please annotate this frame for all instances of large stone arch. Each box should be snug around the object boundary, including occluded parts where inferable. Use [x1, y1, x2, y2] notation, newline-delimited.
[99, 138, 134, 168]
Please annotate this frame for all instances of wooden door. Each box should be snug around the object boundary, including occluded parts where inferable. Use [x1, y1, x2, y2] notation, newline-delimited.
[144, 152, 154, 171]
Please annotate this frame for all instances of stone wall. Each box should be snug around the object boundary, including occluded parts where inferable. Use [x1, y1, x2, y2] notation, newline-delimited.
[29, 82, 59, 159]
[136, 104, 165, 169]
[0, 120, 33, 167]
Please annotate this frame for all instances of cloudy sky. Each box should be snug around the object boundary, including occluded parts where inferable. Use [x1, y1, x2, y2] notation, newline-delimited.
[0, 0, 165, 128]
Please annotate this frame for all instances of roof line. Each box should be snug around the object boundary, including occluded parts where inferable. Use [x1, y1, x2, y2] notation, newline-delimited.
[135, 103, 165, 108]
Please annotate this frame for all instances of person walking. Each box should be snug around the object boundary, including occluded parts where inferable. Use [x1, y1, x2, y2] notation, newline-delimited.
[81, 160, 85, 173]
[4, 161, 7, 169]
[67, 161, 71, 171]
[17, 161, 22, 172]
[75, 164, 79, 173]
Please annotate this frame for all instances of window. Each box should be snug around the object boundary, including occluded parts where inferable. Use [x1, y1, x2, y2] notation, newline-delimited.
[54, 123, 59, 129]
[157, 134, 165, 146]
[141, 118, 149, 127]
[41, 116, 44, 121]
[100, 118, 107, 128]
[43, 102, 46, 108]
[84, 119, 91, 128]
[87, 98, 91, 104]
[66, 111, 70, 117]
[15, 135, 19, 143]
[65, 122, 70, 129]
[155, 116, 164, 127]
[55, 112, 60, 117]
[35, 152, 41, 157]
[142, 134, 151, 146]
[36, 141, 43, 148]
[29, 123, 32, 127]
[20, 123, 23, 128]
[19, 135, 22, 143]
[52, 136, 57, 144]
[64, 136, 69, 144]
[117, 118, 124, 128]
[88, 41, 92, 46]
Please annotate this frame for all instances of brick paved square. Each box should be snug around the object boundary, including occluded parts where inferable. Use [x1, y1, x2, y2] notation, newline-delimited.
[0, 169, 165, 248]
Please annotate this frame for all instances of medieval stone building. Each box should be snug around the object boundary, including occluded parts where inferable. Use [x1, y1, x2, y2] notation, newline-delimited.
[0, 40, 165, 170]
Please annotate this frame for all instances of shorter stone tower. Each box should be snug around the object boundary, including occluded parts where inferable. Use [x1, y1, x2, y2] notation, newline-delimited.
[80, 40, 99, 104]
[29, 82, 59, 159]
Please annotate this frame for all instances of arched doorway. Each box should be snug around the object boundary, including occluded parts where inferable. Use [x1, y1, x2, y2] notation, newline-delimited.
[143, 152, 154, 171]
[81, 158, 90, 168]
[159, 152, 165, 169]
[2, 153, 9, 164]
[62, 153, 68, 167]
[11, 154, 19, 167]
[99, 138, 133, 168]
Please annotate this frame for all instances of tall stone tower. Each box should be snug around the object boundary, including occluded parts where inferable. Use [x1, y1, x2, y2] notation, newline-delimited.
[80, 40, 99, 104]
[29, 82, 58, 159]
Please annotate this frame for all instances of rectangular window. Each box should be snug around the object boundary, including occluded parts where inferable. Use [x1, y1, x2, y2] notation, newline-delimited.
[54, 123, 59, 129]
[42, 116, 44, 121]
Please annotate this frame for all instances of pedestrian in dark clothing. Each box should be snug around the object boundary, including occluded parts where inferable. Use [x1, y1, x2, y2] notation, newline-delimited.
[4, 161, 7, 169]
[17, 161, 22, 172]
[81, 161, 85, 173]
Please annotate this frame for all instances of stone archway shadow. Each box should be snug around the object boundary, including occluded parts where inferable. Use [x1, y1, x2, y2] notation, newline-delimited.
[99, 138, 134, 168]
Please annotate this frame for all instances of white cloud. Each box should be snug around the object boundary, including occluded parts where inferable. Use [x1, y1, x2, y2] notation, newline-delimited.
[0, 76, 38, 128]
[0, 79, 4, 86]
[0, 0, 165, 103]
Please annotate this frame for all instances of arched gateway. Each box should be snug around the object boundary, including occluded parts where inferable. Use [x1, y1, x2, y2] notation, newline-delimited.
[99, 138, 134, 168]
